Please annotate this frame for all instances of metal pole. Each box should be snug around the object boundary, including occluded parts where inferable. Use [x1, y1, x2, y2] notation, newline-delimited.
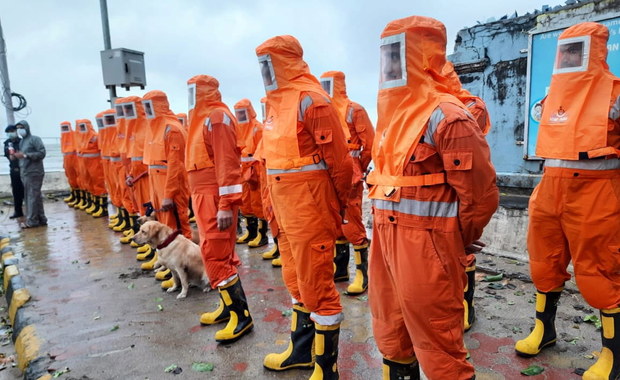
[0, 18, 15, 125]
[99, 0, 117, 105]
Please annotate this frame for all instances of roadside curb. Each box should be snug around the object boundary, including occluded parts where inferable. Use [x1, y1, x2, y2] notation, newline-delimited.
[0, 236, 52, 380]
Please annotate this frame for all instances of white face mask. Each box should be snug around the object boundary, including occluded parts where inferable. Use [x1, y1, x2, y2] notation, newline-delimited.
[7, 132, 17, 139]
[17, 128, 27, 137]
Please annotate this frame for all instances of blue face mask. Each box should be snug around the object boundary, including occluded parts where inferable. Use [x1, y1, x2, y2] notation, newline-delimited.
[17, 128, 27, 137]
[6, 132, 17, 139]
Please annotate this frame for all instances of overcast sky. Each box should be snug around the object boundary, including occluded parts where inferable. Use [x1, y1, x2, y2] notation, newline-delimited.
[0, 0, 557, 139]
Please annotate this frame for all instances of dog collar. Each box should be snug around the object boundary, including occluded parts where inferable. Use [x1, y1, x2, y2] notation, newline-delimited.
[157, 229, 182, 250]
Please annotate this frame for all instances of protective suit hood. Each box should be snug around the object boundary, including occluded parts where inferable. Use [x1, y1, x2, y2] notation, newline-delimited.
[15, 120, 31, 137]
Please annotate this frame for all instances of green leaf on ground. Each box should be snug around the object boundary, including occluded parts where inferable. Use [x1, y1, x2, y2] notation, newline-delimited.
[71, 260, 78, 264]
[514, 290, 525, 296]
[191, 362, 214, 372]
[521, 365, 544, 376]
[483, 273, 504, 282]
[110, 325, 119, 332]
[583, 314, 602, 329]
[281, 309, 292, 317]
[487, 283, 504, 290]
[154, 297, 164, 302]
[512, 326, 522, 334]
[127, 283, 135, 290]
[569, 337, 579, 345]
[157, 304, 163, 312]
[507, 300, 515, 305]
[52, 367, 71, 378]
[164, 364, 178, 373]
[357, 295, 368, 302]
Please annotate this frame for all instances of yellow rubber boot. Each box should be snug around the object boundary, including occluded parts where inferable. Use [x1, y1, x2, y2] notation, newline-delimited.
[214, 276, 254, 343]
[583, 307, 620, 380]
[155, 268, 171, 281]
[79, 193, 91, 210]
[382, 357, 420, 380]
[140, 253, 158, 270]
[237, 216, 258, 244]
[161, 278, 175, 290]
[136, 244, 150, 253]
[189, 215, 196, 223]
[272, 257, 282, 267]
[200, 295, 230, 325]
[108, 209, 119, 228]
[262, 237, 280, 260]
[63, 189, 76, 203]
[112, 209, 128, 232]
[333, 240, 350, 282]
[76, 191, 87, 209]
[309, 323, 340, 380]
[464, 265, 476, 331]
[85, 196, 98, 214]
[248, 219, 269, 248]
[136, 246, 154, 261]
[515, 288, 562, 357]
[346, 242, 369, 296]
[264, 304, 315, 371]
[119, 229, 135, 244]
[91, 195, 108, 218]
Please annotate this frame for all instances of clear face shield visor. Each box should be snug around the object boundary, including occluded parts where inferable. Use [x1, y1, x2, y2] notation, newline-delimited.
[379, 33, 407, 89]
[178, 117, 186, 126]
[96, 118, 104, 129]
[235, 108, 249, 124]
[60, 125, 70, 132]
[258, 54, 278, 91]
[320, 78, 334, 97]
[115, 105, 125, 119]
[104, 114, 116, 127]
[78, 123, 87, 132]
[261, 102, 266, 120]
[142, 100, 155, 119]
[188, 83, 196, 111]
[554, 36, 590, 74]
[123, 103, 137, 119]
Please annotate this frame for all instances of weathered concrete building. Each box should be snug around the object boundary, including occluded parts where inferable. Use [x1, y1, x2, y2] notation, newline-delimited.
[450, 0, 620, 189]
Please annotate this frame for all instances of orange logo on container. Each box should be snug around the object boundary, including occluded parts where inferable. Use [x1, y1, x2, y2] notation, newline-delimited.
[549, 106, 568, 123]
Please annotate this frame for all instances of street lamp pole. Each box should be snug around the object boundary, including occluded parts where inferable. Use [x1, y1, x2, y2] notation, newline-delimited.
[99, 0, 117, 106]
[0, 17, 15, 125]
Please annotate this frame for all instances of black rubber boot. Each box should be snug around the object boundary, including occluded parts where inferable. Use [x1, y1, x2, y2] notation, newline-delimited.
[515, 288, 562, 357]
[346, 242, 368, 295]
[310, 323, 340, 379]
[248, 219, 269, 248]
[583, 308, 620, 379]
[237, 216, 258, 244]
[262, 237, 280, 260]
[214, 276, 254, 343]
[382, 357, 421, 380]
[333, 240, 350, 282]
[264, 304, 315, 371]
[464, 263, 476, 331]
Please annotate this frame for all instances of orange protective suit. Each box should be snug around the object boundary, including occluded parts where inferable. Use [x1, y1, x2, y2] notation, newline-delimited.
[367, 16, 498, 379]
[256, 35, 353, 323]
[76, 119, 106, 196]
[114, 98, 138, 214]
[99, 110, 119, 207]
[320, 71, 374, 245]
[124, 97, 151, 216]
[528, 22, 620, 310]
[234, 99, 264, 219]
[142, 90, 191, 238]
[442, 62, 491, 135]
[185, 75, 243, 287]
[60, 121, 79, 190]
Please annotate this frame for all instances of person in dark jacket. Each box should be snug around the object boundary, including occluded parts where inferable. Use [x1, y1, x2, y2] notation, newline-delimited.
[3, 125, 24, 218]
[13, 120, 47, 228]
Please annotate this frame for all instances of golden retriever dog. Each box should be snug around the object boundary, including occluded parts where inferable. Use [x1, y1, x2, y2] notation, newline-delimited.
[132, 221, 209, 299]
[137, 215, 201, 244]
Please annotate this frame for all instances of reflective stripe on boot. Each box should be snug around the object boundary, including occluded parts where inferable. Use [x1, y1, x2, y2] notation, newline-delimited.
[346, 243, 368, 295]
[382, 357, 420, 380]
[262, 237, 280, 260]
[200, 294, 230, 325]
[333, 240, 350, 282]
[264, 304, 315, 371]
[583, 307, 620, 380]
[309, 323, 340, 380]
[248, 219, 269, 248]
[464, 265, 476, 331]
[214, 276, 254, 343]
[515, 288, 562, 357]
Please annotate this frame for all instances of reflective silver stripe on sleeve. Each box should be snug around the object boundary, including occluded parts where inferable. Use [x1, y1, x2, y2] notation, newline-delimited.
[131, 156, 143, 161]
[206, 117, 212, 132]
[423, 108, 445, 147]
[267, 160, 327, 175]
[219, 184, 243, 196]
[346, 106, 355, 124]
[241, 156, 257, 162]
[102, 155, 110, 160]
[466, 101, 476, 108]
[165, 125, 171, 134]
[109, 156, 121, 162]
[81, 153, 101, 158]
[373, 198, 458, 218]
[610, 96, 620, 121]
[544, 159, 620, 170]
[148, 164, 168, 170]
[62, 152, 76, 156]
[349, 150, 361, 158]
[222, 113, 231, 126]
[311, 312, 344, 326]
[298, 95, 314, 122]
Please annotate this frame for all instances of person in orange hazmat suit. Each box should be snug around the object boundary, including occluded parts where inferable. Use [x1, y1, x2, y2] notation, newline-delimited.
[514, 22, 620, 380]
[98, 110, 120, 219]
[184, 75, 253, 344]
[60, 121, 79, 205]
[256, 35, 353, 379]
[75, 119, 107, 217]
[366, 16, 498, 380]
[234, 98, 269, 248]
[319, 70, 375, 296]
